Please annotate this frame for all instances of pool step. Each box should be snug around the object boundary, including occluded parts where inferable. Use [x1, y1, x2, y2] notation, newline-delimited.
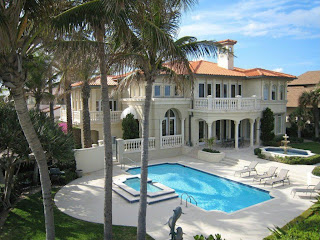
[112, 184, 179, 204]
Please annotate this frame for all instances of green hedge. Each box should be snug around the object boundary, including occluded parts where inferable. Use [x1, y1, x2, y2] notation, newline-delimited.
[254, 148, 262, 155]
[202, 148, 220, 153]
[312, 166, 320, 176]
[278, 155, 320, 165]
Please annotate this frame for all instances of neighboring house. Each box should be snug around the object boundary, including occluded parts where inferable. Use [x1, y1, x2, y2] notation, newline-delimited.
[61, 39, 296, 150]
[286, 71, 320, 120]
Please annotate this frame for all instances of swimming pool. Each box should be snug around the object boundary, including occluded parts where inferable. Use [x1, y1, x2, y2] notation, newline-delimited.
[127, 163, 273, 213]
[124, 177, 162, 193]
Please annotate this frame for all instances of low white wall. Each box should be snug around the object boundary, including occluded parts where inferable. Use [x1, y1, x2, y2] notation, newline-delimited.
[198, 150, 225, 163]
[74, 146, 104, 173]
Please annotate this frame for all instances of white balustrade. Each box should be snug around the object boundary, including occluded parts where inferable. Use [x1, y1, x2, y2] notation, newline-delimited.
[124, 137, 156, 152]
[194, 97, 261, 111]
[60, 109, 67, 122]
[110, 111, 122, 123]
[161, 135, 183, 149]
[73, 111, 81, 123]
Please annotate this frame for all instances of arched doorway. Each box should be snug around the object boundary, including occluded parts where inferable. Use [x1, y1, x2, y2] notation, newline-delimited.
[162, 109, 178, 136]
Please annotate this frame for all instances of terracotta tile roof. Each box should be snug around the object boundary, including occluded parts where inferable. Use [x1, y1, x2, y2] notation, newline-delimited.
[288, 71, 320, 86]
[71, 76, 118, 87]
[188, 60, 246, 77]
[287, 85, 315, 107]
[217, 39, 237, 45]
[234, 67, 296, 78]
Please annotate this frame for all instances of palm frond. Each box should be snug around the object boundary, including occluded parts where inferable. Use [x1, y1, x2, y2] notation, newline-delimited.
[113, 70, 144, 94]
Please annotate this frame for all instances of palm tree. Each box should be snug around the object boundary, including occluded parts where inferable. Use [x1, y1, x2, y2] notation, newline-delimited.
[299, 90, 320, 138]
[111, 1, 220, 238]
[0, 1, 68, 239]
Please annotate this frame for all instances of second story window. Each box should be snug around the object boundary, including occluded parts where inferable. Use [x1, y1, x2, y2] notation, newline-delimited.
[231, 84, 236, 98]
[154, 85, 161, 97]
[207, 84, 212, 96]
[199, 83, 205, 98]
[216, 84, 221, 98]
[223, 84, 228, 98]
[238, 85, 242, 96]
[272, 85, 277, 100]
[109, 100, 117, 111]
[96, 100, 102, 111]
[174, 86, 179, 96]
[263, 85, 269, 100]
[280, 85, 284, 100]
[165, 85, 171, 96]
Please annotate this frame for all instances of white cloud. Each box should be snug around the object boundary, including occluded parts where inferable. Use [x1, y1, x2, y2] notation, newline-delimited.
[272, 68, 284, 72]
[180, 0, 320, 39]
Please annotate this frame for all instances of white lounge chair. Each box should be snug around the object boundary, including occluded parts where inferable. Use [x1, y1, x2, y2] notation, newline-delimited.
[264, 169, 290, 187]
[253, 166, 277, 183]
[291, 181, 320, 198]
[234, 161, 258, 177]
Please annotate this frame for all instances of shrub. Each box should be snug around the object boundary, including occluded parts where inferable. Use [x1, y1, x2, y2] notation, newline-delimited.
[261, 108, 275, 144]
[202, 148, 220, 153]
[289, 137, 304, 143]
[264, 140, 280, 147]
[254, 148, 262, 155]
[274, 134, 285, 143]
[312, 137, 320, 143]
[122, 113, 139, 140]
[194, 234, 225, 240]
[278, 155, 320, 165]
[312, 166, 320, 177]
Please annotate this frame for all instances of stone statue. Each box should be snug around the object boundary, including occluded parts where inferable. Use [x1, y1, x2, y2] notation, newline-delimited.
[167, 206, 184, 240]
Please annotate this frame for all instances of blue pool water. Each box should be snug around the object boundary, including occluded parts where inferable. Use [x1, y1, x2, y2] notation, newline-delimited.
[264, 147, 309, 156]
[127, 163, 272, 213]
[124, 177, 162, 193]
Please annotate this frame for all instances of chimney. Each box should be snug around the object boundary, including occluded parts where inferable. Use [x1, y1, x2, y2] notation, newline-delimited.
[217, 39, 237, 70]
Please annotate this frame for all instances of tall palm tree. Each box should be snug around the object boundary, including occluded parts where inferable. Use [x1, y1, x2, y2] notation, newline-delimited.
[0, 1, 69, 239]
[299, 90, 320, 138]
[111, 1, 221, 238]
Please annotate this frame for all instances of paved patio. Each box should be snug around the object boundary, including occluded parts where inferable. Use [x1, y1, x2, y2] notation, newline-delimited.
[55, 149, 316, 240]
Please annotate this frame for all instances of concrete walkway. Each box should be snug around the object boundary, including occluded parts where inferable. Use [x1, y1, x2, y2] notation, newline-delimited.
[55, 153, 316, 240]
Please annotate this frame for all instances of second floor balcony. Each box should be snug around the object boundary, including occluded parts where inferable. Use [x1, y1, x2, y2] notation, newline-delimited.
[193, 96, 261, 112]
[60, 106, 122, 125]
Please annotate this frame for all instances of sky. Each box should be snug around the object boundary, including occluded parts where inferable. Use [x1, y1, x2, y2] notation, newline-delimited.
[178, 0, 320, 76]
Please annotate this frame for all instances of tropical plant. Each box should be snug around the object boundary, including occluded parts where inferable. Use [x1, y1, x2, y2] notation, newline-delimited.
[204, 137, 215, 150]
[261, 107, 275, 145]
[288, 106, 312, 138]
[0, 1, 69, 238]
[299, 89, 320, 138]
[111, 1, 221, 238]
[194, 234, 225, 240]
[122, 113, 139, 140]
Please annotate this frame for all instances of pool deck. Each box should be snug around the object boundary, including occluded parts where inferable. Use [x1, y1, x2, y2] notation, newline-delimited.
[55, 148, 316, 240]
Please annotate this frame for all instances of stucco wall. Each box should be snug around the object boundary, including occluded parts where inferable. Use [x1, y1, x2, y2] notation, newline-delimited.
[74, 146, 105, 173]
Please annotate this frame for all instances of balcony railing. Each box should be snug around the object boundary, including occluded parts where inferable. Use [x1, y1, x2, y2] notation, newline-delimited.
[124, 137, 156, 152]
[194, 96, 261, 111]
[161, 134, 183, 149]
[60, 108, 122, 124]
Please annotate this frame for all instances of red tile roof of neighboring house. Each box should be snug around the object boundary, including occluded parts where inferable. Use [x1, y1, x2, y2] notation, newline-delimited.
[71, 76, 118, 87]
[288, 71, 320, 86]
[217, 39, 238, 45]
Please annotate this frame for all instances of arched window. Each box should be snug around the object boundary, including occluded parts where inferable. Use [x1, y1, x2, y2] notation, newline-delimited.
[263, 85, 269, 100]
[272, 85, 277, 100]
[162, 109, 176, 136]
[279, 85, 284, 100]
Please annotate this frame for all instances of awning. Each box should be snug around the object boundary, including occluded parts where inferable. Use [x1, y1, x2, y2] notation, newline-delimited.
[120, 106, 138, 119]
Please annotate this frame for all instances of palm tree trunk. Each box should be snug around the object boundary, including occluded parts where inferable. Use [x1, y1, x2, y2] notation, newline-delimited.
[137, 78, 153, 240]
[314, 105, 319, 138]
[11, 84, 55, 240]
[97, 26, 113, 240]
[66, 84, 73, 135]
[48, 68, 54, 121]
[82, 81, 92, 148]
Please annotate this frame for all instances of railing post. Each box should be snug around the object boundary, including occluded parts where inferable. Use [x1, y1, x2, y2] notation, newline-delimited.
[236, 95, 242, 110]
[252, 95, 257, 109]
[116, 138, 124, 164]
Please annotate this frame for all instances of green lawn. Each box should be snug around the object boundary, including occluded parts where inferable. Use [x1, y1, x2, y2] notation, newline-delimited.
[290, 142, 320, 154]
[0, 190, 154, 240]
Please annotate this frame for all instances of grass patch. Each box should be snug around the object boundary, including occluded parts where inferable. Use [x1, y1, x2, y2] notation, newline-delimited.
[264, 196, 320, 240]
[0, 189, 154, 240]
[290, 142, 320, 154]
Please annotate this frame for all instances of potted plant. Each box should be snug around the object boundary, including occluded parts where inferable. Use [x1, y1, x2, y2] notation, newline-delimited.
[198, 137, 225, 162]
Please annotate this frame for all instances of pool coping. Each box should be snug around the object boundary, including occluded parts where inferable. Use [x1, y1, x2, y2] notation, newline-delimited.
[260, 147, 315, 158]
[127, 162, 278, 215]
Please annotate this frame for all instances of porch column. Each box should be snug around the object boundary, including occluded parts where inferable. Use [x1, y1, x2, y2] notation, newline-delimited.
[213, 121, 216, 139]
[208, 122, 212, 138]
[159, 119, 163, 149]
[181, 118, 185, 145]
[249, 119, 254, 147]
[234, 120, 239, 150]
[255, 117, 260, 145]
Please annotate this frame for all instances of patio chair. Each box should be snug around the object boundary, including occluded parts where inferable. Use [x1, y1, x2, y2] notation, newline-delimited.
[234, 161, 258, 177]
[264, 169, 290, 187]
[291, 181, 320, 198]
[253, 166, 277, 183]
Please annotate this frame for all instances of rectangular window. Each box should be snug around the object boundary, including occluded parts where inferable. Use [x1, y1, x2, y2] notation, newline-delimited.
[199, 83, 205, 98]
[162, 120, 166, 136]
[154, 85, 161, 97]
[231, 84, 236, 98]
[277, 115, 282, 134]
[165, 85, 171, 96]
[96, 100, 101, 111]
[207, 84, 212, 96]
[109, 101, 113, 111]
[175, 86, 179, 96]
[223, 84, 228, 98]
[113, 101, 117, 111]
[216, 84, 221, 98]
[238, 85, 242, 96]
